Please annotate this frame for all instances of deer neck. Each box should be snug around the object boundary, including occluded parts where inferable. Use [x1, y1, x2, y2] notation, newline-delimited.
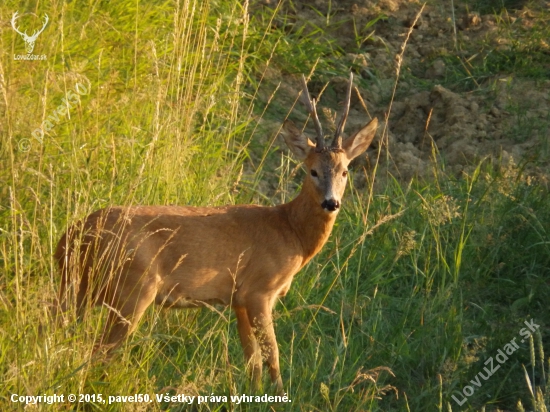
[282, 180, 338, 265]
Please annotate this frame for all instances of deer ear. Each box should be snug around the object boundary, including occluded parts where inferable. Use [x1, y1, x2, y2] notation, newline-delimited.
[342, 118, 378, 161]
[281, 120, 316, 161]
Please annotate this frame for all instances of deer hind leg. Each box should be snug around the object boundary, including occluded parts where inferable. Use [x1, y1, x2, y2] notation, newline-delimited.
[96, 275, 158, 352]
[244, 297, 284, 394]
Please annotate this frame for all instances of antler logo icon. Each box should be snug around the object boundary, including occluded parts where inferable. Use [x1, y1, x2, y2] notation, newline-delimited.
[11, 12, 49, 54]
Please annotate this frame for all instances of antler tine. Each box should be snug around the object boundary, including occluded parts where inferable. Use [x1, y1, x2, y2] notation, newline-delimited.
[30, 14, 49, 38]
[11, 12, 26, 36]
[332, 72, 353, 149]
[299, 75, 324, 150]
[41, 14, 49, 30]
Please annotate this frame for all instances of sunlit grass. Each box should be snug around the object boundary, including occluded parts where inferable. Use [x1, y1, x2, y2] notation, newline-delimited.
[1, 0, 550, 411]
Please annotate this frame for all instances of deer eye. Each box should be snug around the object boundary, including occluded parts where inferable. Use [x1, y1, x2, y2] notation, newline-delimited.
[310, 170, 318, 177]
[342, 170, 348, 177]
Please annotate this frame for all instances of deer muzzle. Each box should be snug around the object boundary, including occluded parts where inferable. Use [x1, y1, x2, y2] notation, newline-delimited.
[321, 198, 340, 212]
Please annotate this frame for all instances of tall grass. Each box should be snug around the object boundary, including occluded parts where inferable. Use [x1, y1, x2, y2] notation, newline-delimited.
[1, 0, 550, 411]
[1, 0, 265, 409]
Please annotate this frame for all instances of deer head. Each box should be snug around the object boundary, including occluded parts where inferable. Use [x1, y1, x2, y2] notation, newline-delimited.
[11, 12, 49, 54]
[283, 73, 378, 213]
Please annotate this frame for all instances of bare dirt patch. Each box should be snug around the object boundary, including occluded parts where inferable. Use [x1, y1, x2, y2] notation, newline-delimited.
[252, 0, 550, 183]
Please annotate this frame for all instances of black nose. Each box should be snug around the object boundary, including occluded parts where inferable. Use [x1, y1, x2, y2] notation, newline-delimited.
[321, 199, 340, 211]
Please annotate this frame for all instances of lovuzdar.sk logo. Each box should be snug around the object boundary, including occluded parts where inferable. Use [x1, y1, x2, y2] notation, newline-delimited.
[11, 11, 49, 61]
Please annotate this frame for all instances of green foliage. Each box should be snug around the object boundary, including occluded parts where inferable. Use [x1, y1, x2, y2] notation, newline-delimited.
[1, 0, 549, 411]
[465, 0, 530, 14]
[439, 2, 550, 90]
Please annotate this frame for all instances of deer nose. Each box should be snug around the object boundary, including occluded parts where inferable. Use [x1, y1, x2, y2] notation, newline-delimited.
[321, 199, 340, 212]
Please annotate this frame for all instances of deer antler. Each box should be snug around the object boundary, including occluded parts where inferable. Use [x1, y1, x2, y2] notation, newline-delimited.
[11, 12, 26, 37]
[299, 75, 324, 150]
[11, 12, 49, 40]
[29, 14, 49, 41]
[332, 72, 353, 149]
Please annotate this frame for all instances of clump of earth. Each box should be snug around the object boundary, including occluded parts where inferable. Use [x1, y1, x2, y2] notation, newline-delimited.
[250, 0, 550, 186]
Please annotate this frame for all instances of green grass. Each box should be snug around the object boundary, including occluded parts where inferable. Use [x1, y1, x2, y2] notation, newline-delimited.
[1, 0, 550, 411]
[436, 1, 550, 90]
[465, 0, 531, 14]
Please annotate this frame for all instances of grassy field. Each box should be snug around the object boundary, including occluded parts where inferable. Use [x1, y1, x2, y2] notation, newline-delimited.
[1, 0, 549, 410]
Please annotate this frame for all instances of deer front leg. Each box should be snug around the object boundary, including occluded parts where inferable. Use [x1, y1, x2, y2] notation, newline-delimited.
[245, 297, 284, 394]
[235, 306, 262, 389]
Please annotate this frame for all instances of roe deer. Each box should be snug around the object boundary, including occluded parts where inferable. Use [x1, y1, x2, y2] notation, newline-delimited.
[54, 73, 378, 393]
